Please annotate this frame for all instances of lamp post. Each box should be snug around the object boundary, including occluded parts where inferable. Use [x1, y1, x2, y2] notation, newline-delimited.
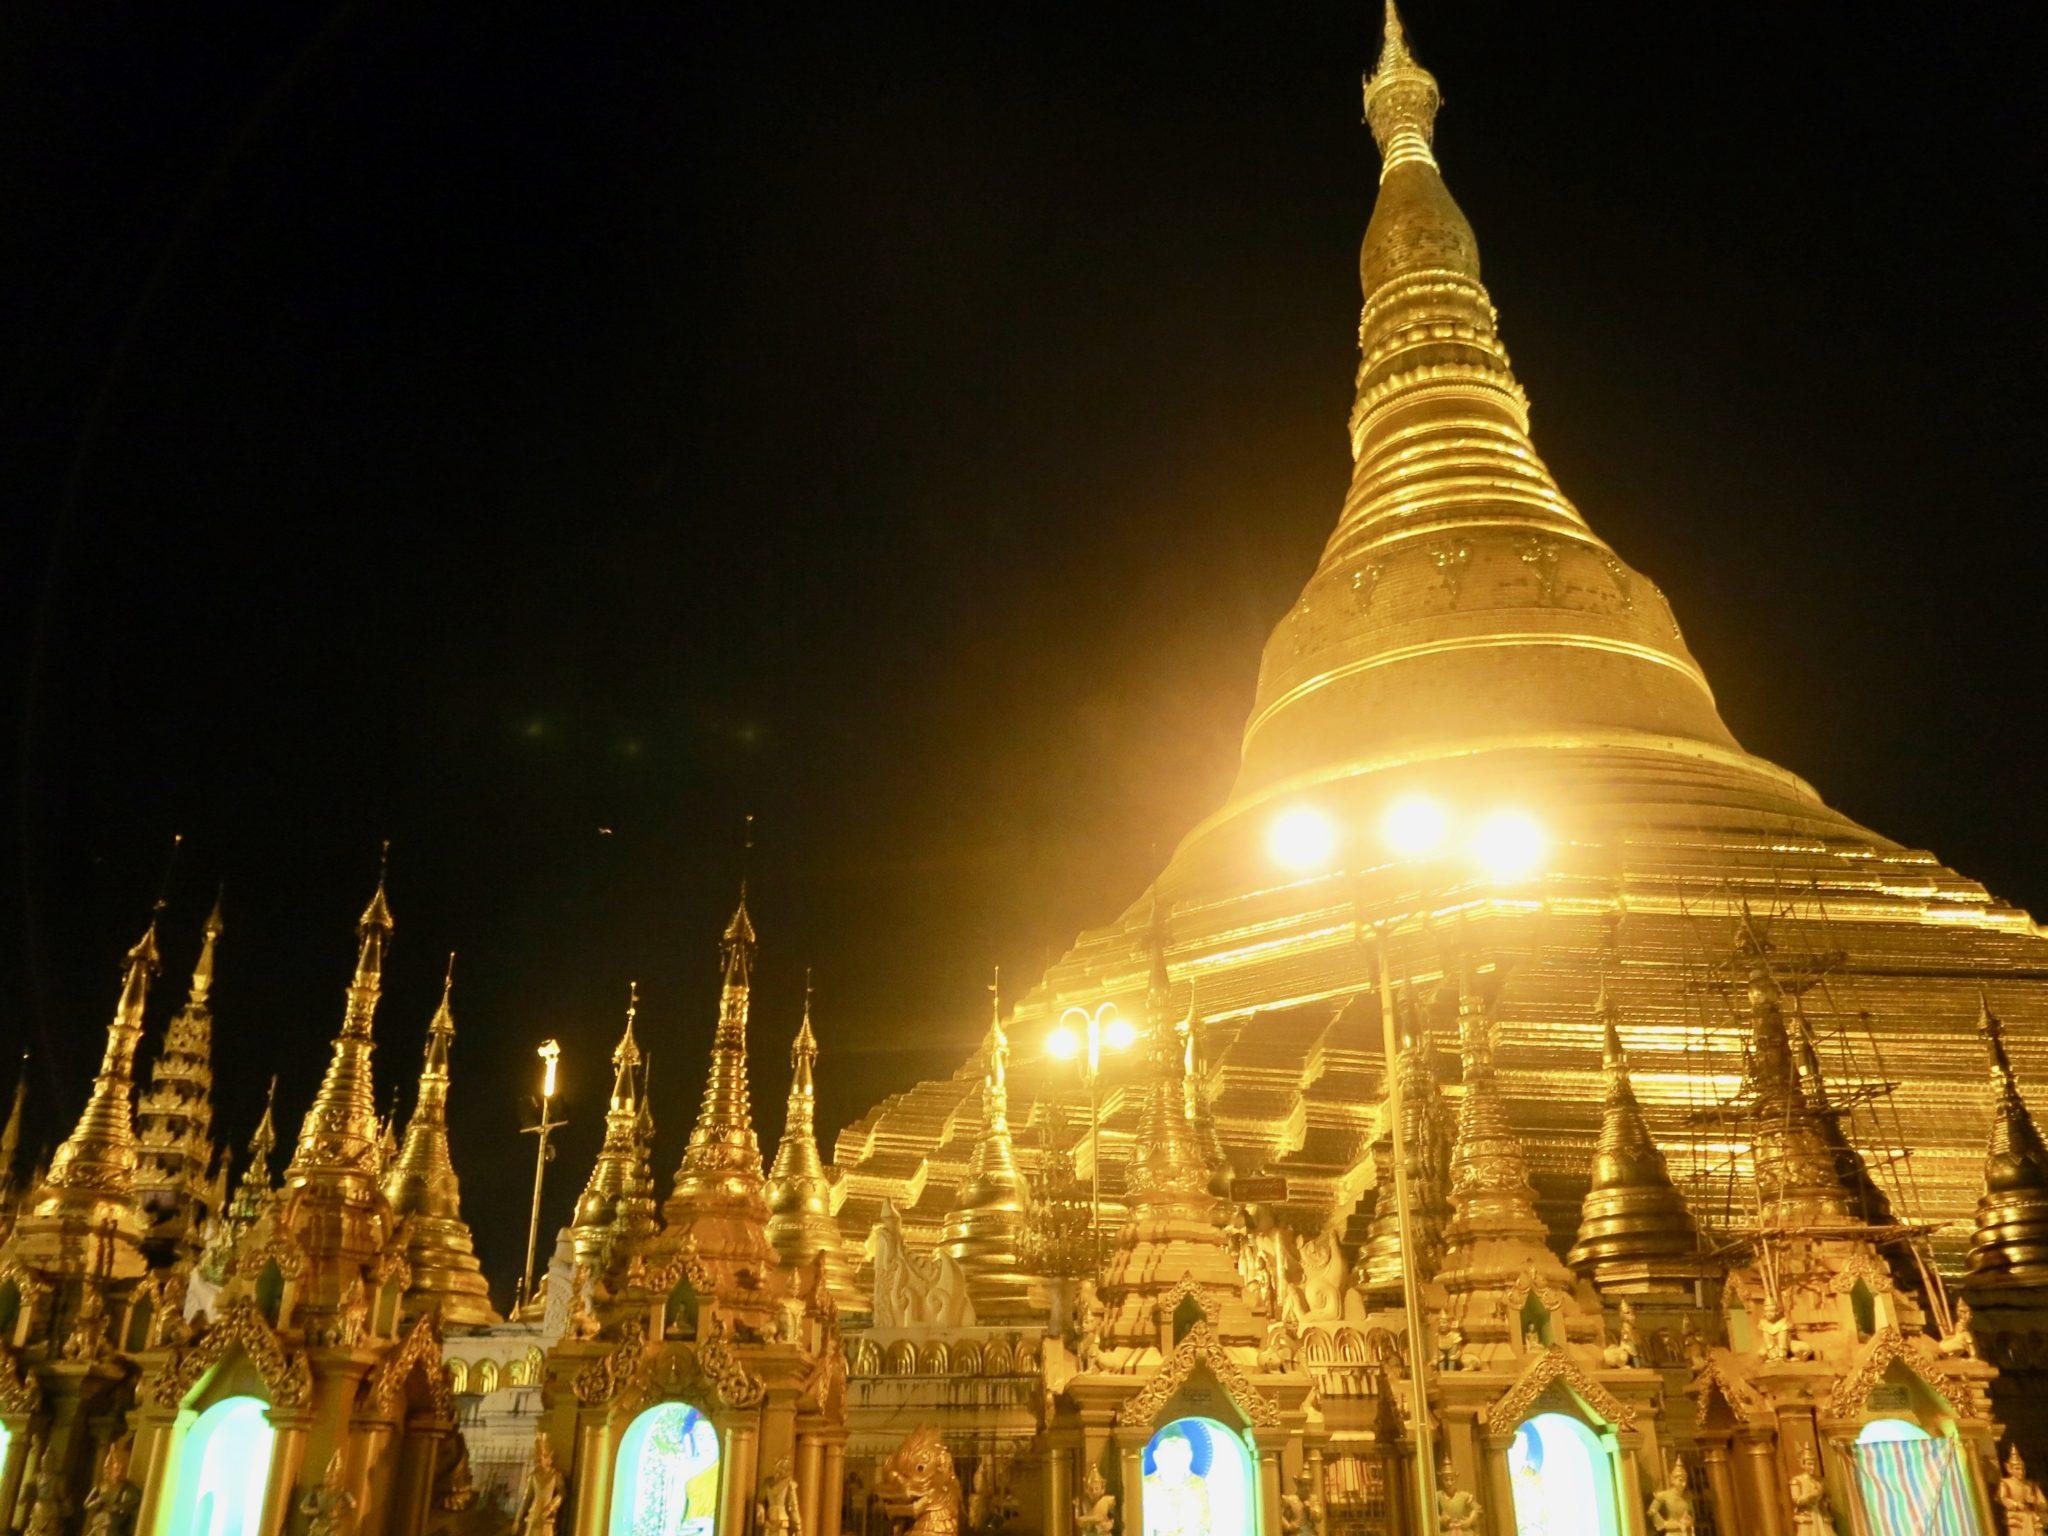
[519, 1038, 566, 1312]
[1269, 792, 1549, 1534]
[1047, 1002, 1136, 1261]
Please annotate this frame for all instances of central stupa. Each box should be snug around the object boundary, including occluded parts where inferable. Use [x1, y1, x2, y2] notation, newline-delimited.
[832, 8, 2046, 1274]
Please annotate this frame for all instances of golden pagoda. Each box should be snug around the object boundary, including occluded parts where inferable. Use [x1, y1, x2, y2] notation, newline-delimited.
[766, 975, 861, 1312]
[940, 974, 1036, 1317]
[831, 0, 2048, 1284]
[134, 893, 225, 1262]
[383, 956, 500, 1327]
[565, 982, 661, 1273]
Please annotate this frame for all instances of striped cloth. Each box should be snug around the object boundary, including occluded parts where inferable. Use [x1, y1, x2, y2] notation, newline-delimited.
[1851, 1440, 1981, 1536]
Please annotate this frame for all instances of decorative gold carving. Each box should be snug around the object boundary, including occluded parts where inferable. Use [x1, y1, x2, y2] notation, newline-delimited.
[697, 1334, 765, 1409]
[1825, 1251, 1895, 1295]
[0, 1337, 42, 1411]
[151, 1297, 310, 1409]
[1823, 1325, 1968, 1420]
[1155, 1273, 1225, 1325]
[363, 1313, 454, 1418]
[1686, 1350, 1772, 1427]
[1113, 1322, 1280, 1430]
[1483, 1345, 1636, 1434]
[572, 1317, 651, 1406]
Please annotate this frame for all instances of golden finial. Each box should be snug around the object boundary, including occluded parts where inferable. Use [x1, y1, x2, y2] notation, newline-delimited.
[1363, 0, 1440, 174]
[768, 966, 857, 1305]
[1440, 965, 1551, 1278]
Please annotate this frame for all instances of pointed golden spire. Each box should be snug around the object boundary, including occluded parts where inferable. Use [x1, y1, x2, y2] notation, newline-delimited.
[767, 971, 859, 1307]
[1360, 989, 1453, 1299]
[136, 893, 227, 1256]
[1732, 940, 1860, 1229]
[664, 884, 773, 1278]
[1966, 991, 2048, 1286]
[1124, 900, 1225, 1234]
[569, 983, 661, 1269]
[1180, 985, 1234, 1200]
[1363, 0, 1440, 177]
[0, 1054, 27, 1213]
[202, 1077, 279, 1281]
[1567, 981, 1703, 1291]
[385, 955, 499, 1325]
[944, 965, 1035, 1311]
[1440, 968, 1554, 1288]
[24, 910, 162, 1260]
[285, 856, 393, 1198]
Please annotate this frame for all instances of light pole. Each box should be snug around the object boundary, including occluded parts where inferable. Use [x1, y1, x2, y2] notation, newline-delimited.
[1269, 791, 1549, 1535]
[1046, 1001, 1136, 1260]
[519, 1038, 566, 1313]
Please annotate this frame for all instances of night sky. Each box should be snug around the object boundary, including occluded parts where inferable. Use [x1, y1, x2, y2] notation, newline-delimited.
[3, 4, 2042, 1295]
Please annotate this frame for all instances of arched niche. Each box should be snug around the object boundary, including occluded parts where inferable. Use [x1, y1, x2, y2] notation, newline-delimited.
[609, 1401, 721, 1536]
[157, 1352, 283, 1536]
[1139, 1417, 1256, 1536]
[1506, 1411, 1623, 1536]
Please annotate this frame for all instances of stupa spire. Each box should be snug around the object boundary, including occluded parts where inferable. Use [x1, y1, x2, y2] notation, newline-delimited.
[1359, 989, 1452, 1300]
[385, 955, 499, 1325]
[944, 966, 1034, 1312]
[1733, 941, 1861, 1230]
[569, 983, 661, 1269]
[767, 972, 859, 1308]
[1567, 980, 1704, 1291]
[664, 884, 773, 1276]
[1440, 968, 1553, 1288]
[286, 856, 394, 1192]
[1124, 902, 1224, 1233]
[1966, 992, 2048, 1285]
[135, 893, 226, 1256]
[0, 1055, 27, 1214]
[25, 911, 162, 1256]
[1180, 985, 1234, 1199]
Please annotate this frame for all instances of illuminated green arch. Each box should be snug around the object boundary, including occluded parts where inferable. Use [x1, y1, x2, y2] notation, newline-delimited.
[164, 1395, 276, 1536]
[610, 1402, 721, 1536]
[1507, 1412, 1621, 1536]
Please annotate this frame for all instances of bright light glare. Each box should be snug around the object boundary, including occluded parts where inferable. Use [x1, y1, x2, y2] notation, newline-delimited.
[539, 1039, 562, 1097]
[1471, 810, 1547, 882]
[1268, 805, 1340, 872]
[1046, 1026, 1081, 1061]
[1381, 793, 1449, 858]
[1104, 1016, 1138, 1052]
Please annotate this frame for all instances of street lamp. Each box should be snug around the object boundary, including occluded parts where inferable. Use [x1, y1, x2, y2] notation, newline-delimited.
[519, 1038, 566, 1314]
[1046, 1001, 1136, 1261]
[1266, 792, 1549, 1534]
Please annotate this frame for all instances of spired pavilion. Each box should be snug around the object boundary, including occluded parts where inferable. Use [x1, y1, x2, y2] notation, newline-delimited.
[6, 6, 2048, 1536]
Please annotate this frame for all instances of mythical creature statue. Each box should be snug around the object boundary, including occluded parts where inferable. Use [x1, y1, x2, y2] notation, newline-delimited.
[63, 1283, 109, 1362]
[1937, 1298, 1979, 1360]
[301, 1450, 359, 1536]
[1257, 1319, 1299, 1373]
[1073, 1464, 1116, 1536]
[758, 1455, 803, 1536]
[866, 1201, 975, 1329]
[566, 1267, 602, 1340]
[82, 1435, 141, 1536]
[1435, 1458, 1481, 1535]
[877, 1426, 963, 1536]
[1645, 1457, 1695, 1536]
[1068, 1280, 1106, 1373]
[1279, 1467, 1326, 1536]
[1603, 1301, 1644, 1368]
[514, 1433, 565, 1536]
[1788, 1445, 1832, 1536]
[2003, 1446, 2048, 1536]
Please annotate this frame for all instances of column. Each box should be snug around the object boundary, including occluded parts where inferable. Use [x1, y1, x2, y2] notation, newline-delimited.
[259, 1411, 313, 1536]
[1044, 1442, 1072, 1536]
[1117, 1437, 1144, 1536]
[1483, 1434, 1519, 1536]
[0, 1422, 29, 1536]
[721, 1422, 760, 1536]
[819, 1439, 846, 1536]
[1256, 1441, 1283, 1535]
[1734, 1433, 1788, 1536]
[572, 1415, 612, 1536]
[1613, 1433, 1647, 1536]
[1701, 1442, 1740, 1536]
[795, 1433, 824, 1536]
[124, 1404, 181, 1536]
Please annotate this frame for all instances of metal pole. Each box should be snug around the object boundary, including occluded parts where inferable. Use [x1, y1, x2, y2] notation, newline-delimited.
[1374, 924, 1441, 1532]
[519, 1040, 565, 1311]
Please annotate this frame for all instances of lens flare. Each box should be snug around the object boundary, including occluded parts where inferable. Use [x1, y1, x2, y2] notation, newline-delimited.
[1268, 805, 1340, 872]
[1104, 1015, 1138, 1052]
[1381, 793, 1449, 858]
[1046, 1026, 1082, 1061]
[1471, 809, 1547, 882]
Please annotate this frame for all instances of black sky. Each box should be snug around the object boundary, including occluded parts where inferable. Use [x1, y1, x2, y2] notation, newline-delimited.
[3, 3, 2043, 1295]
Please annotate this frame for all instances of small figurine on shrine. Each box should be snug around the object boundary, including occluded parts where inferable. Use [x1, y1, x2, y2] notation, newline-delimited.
[1073, 1463, 1116, 1536]
[515, 1433, 566, 1536]
[757, 1456, 803, 1536]
[1645, 1457, 1695, 1536]
[1436, 1456, 1481, 1534]
[2001, 1445, 2048, 1536]
[1788, 1445, 1832, 1536]
[1279, 1466, 1326, 1536]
